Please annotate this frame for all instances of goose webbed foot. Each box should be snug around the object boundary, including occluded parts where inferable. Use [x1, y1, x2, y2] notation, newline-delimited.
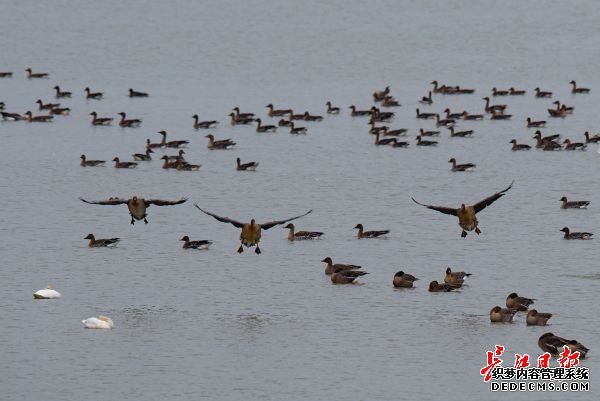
[130, 217, 135, 225]
[144, 218, 148, 224]
[475, 227, 481, 235]
[255, 246, 261, 254]
[237, 245, 244, 253]
[461, 230, 467, 238]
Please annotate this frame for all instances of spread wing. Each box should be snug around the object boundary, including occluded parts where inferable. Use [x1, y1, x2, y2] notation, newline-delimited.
[472, 181, 514, 213]
[194, 204, 245, 228]
[261, 209, 313, 230]
[411, 197, 457, 216]
[146, 198, 187, 207]
[79, 197, 128, 205]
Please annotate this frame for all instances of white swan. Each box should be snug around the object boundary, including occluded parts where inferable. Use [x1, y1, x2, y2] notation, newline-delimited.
[82, 315, 114, 329]
[33, 286, 61, 299]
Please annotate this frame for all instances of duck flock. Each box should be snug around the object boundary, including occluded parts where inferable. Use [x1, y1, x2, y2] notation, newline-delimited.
[1, 69, 591, 358]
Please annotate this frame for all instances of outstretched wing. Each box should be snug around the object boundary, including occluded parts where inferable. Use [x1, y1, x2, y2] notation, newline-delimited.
[194, 204, 245, 228]
[79, 197, 128, 205]
[472, 181, 514, 213]
[261, 209, 313, 230]
[411, 197, 457, 216]
[146, 198, 187, 207]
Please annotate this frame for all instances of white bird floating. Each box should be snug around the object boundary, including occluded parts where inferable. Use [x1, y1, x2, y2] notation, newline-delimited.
[82, 315, 114, 329]
[33, 286, 61, 299]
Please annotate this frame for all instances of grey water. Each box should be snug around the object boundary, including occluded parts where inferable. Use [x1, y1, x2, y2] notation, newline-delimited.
[0, 0, 598, 400]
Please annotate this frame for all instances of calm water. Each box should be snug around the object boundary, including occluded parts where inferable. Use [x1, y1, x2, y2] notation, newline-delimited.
[0, 1, 598, 400]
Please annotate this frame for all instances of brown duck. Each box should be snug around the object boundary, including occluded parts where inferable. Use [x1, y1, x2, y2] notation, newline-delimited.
[112, 157, 137, 169]
[284, 223, 323, 241]
[89, 112, 113, 126]
[80, 154, 105, 167]
[192, 114, 218, 129]
[117, 112, 142, 127]
[236, 158, 259, 171]
[84, 234, 120, 247]
[321, 257, 361, 275]
[393, 271, 418, 288]
[353, 224, 389, 238]
[444, 267, 471, 285]
[560, 196, 589, 209]
[180, 236, 212, 249]
[560, 227, 593, 240]
[194, 205, 312, 254]
[206, 134, 235, 149]
[538, 333, 589, 358]
[412, 181, 513, 237]
[80, 196, 187, 224]
[428, 281, 459, 292]
[490, 306, 517, 323]
[509, 139, 531, 151]
[506, 292, 535, 311]
[526, 310, 552, 326]
[331, 270, 368, 284]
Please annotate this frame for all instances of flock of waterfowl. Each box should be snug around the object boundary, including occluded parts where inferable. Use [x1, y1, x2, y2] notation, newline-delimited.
[1, 69, 591, 357]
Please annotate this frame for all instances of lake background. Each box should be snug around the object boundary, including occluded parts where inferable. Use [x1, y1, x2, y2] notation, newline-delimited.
[0, 1, 598, 400]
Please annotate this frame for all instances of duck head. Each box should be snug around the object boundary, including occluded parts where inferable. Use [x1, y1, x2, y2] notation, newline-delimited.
[428, 281, 439, 290]
[84, 234, 95, 240]
[283, 223, 294, 230]
[445, 267, 452, 274]
[321, 257, 333, 265]
[353, 224, 363, 230]
[394, 271, 405, 278]
[507, 292, 518, 299]
[448, 158, 456, 164]
[490, 306, 502, 313]
[560, 196, 568, 202]
[112, 157, 120, 162]
[560, 227, 570, 234]
[180, 235, 190, 242]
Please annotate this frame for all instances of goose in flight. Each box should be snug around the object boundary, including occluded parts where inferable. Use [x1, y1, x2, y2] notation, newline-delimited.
[79, 196, 187, 224]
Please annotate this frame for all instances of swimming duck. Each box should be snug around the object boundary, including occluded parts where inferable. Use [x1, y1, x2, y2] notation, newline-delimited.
[146, 138, 163, 149]
[0, 72, 13, 78]
[533, 131, 560, 148]
[89, 112, 113, 126]
[569, 80, 590, 94]
[160, 155, 179, 169]
[526, 117, 546, 128]
[542, 141, 562, 151]
[229, 112, 255, 125]
[490, 306, 517, 322]
[206, 134, 236, 149]
[303, 112, 323, 121]
[82, 316, 113, 329]
[370, 107, 394, 121]
[284, 223, 323, 241]
[534, 87, 552, 98]
[112, 157, 137, 169]
[416, 108, 436, 119]
[374, 132, 396, 146]
[117, 112, 141, 127]
[584, 132, 600, 143]
[84, 234, 120, 247]
[416, 136, 438, 146]
[84, 87, 103, 100]
[0, 111, 23, 121]
[482, 97, 506, 113]
[266, 104, 292, 117]
[132, 148, 153, 161]
[24, 111, 53, 122]
[373, 86, 390, 102]
[547, 107, 567, 118]
[25, 68, 48, 79]
[434, 114, 454, 127]
[325, 101, 340, 114]
[353, 224, 389, 238]
[50, 106, 70, 115]
[278, 119, 293, 127]
[554, 101, 574, 114]
[158, 131, 189, 148]
[80, 196, 187, 224]
[175, 159, 201, 171]
[412, 181, 513, 238]
[321, 257, 361, 275]
[192, 114, 218, 129]
[419, 91, 433, 105]
[53, 86, 71, 98]
[430, 81, 446, 94]
[389, 139, 409, 148]
[285, 110, 304, 121]
[349, 105, 371, 117]
[509, 139, 531, 151]
[128, 88, 148, 97]
[560, 227, 593, 240]
[232, 107, 255, 119]
[506, 292, 535, 311]
[194, 205, 312, 254]
[255, 118, 277, 132]
[331, 270, 368, 284]
[456, 86, 475, 94]
[444, 267, 471, 285]
[180, 236, 212, 249]
[289, 122, 307, 134]
[490, 110, 512, 120]
[563, 139, 586, 151]
[381, 96, 401, 107]
[428, 280, 459, 292]
[368, 121, 386, 135]
[509, 87, 526, 95]
[448, 127, 474, 137]
[538, 333, 589, 358]
[526, 309, 552, 326]
[33, 285, 61, 299]
[166, 149, 186, 162]
[444, 108, 463, 120]
[560, 196, 589, 209]
[492, 87, 509, 96]
[393, 271, 418, 288]
[80, 154, 105, 167]
[419, 128, 440, 137]
[380, 126, 408, 137]
[236, 158, 259, 171]
[36, 99, 60, 110]
[448, 158, 476, 171]
[461, 111, 484, 120]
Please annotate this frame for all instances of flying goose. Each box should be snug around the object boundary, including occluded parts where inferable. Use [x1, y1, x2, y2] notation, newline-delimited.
[79, 196, 187, 224]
